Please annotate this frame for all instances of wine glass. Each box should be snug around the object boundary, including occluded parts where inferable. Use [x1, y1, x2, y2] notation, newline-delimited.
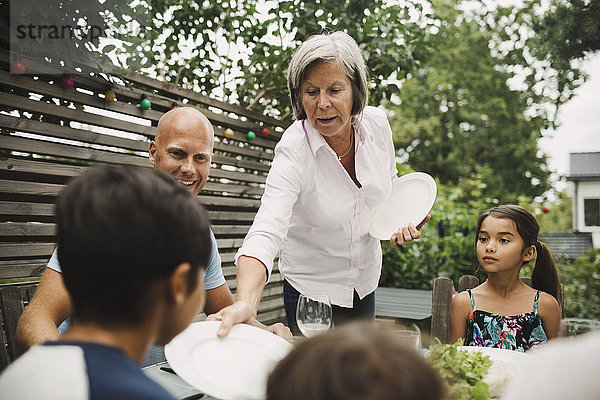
[296, 294, 332, 338]
[391, 323, 421, 351]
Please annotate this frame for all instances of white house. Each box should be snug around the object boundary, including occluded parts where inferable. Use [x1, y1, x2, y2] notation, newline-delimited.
[567, 152, 600, 247]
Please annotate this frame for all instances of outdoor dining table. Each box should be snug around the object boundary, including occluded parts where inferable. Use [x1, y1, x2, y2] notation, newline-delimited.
[143, 361, 218, 400]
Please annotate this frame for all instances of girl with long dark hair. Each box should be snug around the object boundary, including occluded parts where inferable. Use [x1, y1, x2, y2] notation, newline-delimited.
[449, 205, 562, 351]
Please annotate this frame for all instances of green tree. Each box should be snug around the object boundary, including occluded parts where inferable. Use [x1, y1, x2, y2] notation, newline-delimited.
[561, 249, 600, 319]
[528, 0, 600, 107]
[391, 0, 553, 203]
[532, 0, 600, 61]
[116, 0, 432, 118]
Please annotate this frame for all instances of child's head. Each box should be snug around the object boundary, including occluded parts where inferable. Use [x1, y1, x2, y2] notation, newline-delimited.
[266, 322, 443, 400]
[476, 205, 560, 298]
[57, 166, 211, 342]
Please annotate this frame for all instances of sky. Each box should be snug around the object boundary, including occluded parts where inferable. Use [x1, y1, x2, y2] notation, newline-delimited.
[539, 53, 600, 180]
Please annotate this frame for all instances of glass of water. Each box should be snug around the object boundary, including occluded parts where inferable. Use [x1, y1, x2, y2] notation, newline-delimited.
[296, 294, 332, 338]
[392, 323, 421, 351]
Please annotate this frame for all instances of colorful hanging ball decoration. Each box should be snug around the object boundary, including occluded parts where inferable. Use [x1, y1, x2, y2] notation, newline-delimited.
[224, 128, 234, 138]
[105, 89, 116, 102]
[140, 95, 151, 110]
[247, 130, 256, 140]
[11, 60, 26, 75]
[60, 75, 74, 89]
[261, 127, 270, 136]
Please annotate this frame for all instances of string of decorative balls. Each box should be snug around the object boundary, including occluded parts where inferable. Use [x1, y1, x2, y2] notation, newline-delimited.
[12, 60, 270, 141]
[10, 61, 147, 109]
[224, 127, 269, 140]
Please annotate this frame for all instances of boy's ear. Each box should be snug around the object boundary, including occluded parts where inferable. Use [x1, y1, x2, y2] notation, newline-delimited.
[522, 244, 536, 262]
[168, 262, 191, 304]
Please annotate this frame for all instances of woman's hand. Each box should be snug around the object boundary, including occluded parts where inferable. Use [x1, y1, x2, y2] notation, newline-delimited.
[206, 300, 256, 337]
[390, 214, 431, 246]
[207, 302, 292, 339]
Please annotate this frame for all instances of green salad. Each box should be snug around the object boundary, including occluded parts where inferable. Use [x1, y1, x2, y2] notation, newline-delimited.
[426, 340, 493, 400]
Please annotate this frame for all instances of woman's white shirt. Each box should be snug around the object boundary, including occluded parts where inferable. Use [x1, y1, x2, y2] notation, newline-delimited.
[235, 106, 398, 307]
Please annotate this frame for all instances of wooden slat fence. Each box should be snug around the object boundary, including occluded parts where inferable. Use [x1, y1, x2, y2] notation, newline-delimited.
[0, 53, 289, 327]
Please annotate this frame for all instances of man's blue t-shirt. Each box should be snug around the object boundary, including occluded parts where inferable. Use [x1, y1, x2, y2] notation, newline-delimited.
[47, 229, 225, 290]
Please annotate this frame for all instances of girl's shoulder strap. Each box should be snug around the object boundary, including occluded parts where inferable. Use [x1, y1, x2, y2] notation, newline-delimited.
[467, 289, 476, 312]
[533, 290, 541, 314]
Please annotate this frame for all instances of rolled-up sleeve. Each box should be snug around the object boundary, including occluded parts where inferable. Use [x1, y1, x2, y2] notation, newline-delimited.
[203, 230, 226, 290]
[47, 247, 62, 273]
[234, 144, 304, 281]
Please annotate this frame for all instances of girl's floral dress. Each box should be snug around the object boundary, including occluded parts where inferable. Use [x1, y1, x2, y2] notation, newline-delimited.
[465, 289, 547, 352]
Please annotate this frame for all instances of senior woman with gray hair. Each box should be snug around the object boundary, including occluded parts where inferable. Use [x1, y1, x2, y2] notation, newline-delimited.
[209, 31, 429, 336]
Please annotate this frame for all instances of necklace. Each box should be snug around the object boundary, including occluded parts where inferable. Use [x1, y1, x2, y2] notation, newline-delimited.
[336, 133, 354, 161]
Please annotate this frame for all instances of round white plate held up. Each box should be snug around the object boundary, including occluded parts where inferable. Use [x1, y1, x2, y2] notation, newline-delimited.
[369, 172, 437, 240]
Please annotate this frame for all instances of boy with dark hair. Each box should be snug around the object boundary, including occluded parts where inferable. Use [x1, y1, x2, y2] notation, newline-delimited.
[0, 166, 211, 399]
[267, 322, 444, 400]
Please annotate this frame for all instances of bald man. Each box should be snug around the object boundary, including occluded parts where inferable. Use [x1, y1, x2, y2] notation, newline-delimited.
[17, 107, 290, 359]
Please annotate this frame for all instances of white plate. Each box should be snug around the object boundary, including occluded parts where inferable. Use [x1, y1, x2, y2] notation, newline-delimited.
[369, 172, 437, 240]
[165, 321, 293, 400]
[457, 346, 529, 367]
[458, 347, 529, 398]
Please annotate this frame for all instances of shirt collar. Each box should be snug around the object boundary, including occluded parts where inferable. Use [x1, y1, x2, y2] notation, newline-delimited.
[355, 116, 370, 144]
[303, 119, 330, 157]
[302, 115, 370, 157]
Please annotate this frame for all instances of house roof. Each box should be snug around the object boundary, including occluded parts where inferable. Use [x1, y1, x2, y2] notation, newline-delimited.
[539, 232, 594, 261]
[568, 152, 600, 180]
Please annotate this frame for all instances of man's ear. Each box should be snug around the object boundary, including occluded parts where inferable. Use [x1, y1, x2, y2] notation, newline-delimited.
[522, 244, 536, 262]
[168, 262, 191, 305]
[148, 141, 157, 166]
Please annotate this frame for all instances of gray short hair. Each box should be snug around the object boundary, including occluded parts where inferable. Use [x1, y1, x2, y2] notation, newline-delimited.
[287, 31, 369, 120]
